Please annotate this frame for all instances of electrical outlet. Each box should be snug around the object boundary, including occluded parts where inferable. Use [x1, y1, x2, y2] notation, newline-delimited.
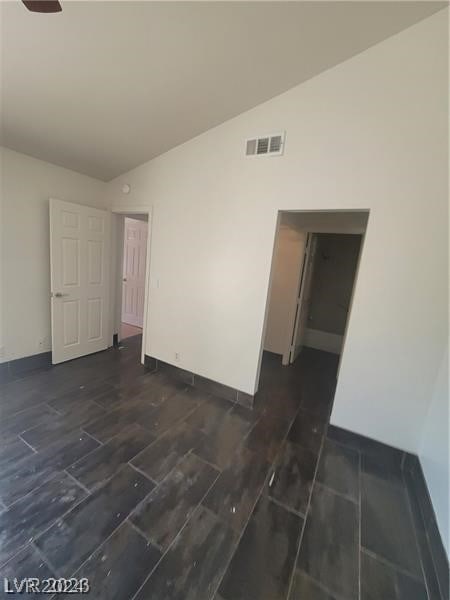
[175, 352, 180, 362]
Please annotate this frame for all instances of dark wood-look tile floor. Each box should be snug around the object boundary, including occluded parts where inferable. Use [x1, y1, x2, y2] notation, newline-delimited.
[0, 338, 432, 599]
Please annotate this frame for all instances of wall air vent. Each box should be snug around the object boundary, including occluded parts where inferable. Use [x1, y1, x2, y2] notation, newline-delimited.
[245, 132, 285, 157]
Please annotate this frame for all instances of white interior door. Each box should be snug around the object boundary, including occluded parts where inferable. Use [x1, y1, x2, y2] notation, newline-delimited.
[50, 198, 110, 364]
[290, 233, 317, 363]
[122, 217, 148, 328]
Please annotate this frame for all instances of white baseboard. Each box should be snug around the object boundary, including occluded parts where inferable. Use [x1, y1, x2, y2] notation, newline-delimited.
[304, 328, 343, 354]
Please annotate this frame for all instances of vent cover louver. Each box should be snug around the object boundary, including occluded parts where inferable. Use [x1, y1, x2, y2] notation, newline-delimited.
[245, 132, 285, 157]
[269, 135, 282, 153]
[257, 137, 269, 154]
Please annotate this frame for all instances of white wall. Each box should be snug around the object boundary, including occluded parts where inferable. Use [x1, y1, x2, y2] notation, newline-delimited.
[106, 10, 448, 457]
[264, 224, 306, 357]
[419, 345, 449, 556]
[0, 150, 4, 357]
[0, 148, 107, 362]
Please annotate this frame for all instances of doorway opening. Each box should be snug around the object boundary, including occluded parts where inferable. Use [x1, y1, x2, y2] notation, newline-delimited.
[260, 210, 368, 384]
[112, 209, 151, 366]
[120, 216, 148, 341]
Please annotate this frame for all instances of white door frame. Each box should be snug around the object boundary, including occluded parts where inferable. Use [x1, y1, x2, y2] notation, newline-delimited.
[288, 232, 318, 364]
[286, 232, 310, 364]
[111, 206, 152, 365]
[280, 232, 309, 365]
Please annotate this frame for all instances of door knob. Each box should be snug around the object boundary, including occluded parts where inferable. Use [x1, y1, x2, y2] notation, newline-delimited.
[52, 292, 68, 298]
[123, 278, 127, 282]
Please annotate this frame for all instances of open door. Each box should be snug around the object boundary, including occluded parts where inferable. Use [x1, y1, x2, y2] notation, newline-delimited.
[122, 217, 148, 328]
[289, 233, 317, 363]
[50, 198, 110, 364]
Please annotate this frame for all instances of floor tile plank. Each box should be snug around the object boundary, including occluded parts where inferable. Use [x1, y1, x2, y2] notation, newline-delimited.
[131, 421, 205, 483]
[48, 380, 118, 411]
[66, 522, 161, 600]
[0, 385, 46, 420]
[202, 445, 269, 532]
[297, 484, 359, 599]
[361, 473, 422, 578]
[68, 424, 154, 491]
[82, 404, 151, 443]
[219, 495, 303, 600]
[268, 440, 318, 514]
[0, 472, 87, 567]
[0, 544, 55, 583]
[0, 436, 34, 471]
[193, 409, 254, 469]
[135, 506, 236, 600]
[361, 550, 428, 600]
[289, 570, 339, 600]
[287, 409, 326, 455]
[137, 387, 202, 438]
[185, 394, 233, 436]
[245, 413, 289, 463]
[0, 404, 59, 437]
[130, 453, 219, 551]
[21, 402, 105, 450]
[35, 465, 154, 576]
[317, 438, 359, 502]
[0, 431, 99, 506]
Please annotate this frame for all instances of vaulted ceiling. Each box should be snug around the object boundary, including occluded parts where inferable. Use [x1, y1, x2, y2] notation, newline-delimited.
[1, 1, 446, 180]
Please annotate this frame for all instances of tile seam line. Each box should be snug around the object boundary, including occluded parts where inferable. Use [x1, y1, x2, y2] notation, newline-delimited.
[285, 429, 327, 600]
[314, 480, 359, 505]
[216, 399, 306, 600]
[31, 540, 60, 578]
[360, 546, 430, 585]
[207, 457, 276, 600]
[1, 401, 59, 431]
[160, 406, 293, 599]
[46, 491, 162, 582]
[295, 569, 350, 600]
[0, 478, 90, 571]
[129, 467, 222, 600]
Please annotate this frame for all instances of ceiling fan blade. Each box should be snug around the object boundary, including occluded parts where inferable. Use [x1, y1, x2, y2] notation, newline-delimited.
[22, 0, 62, 13]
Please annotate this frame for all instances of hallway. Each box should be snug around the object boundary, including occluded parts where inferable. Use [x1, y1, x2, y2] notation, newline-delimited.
[121, 322, 143, 340]
[0, 338, 434, 599]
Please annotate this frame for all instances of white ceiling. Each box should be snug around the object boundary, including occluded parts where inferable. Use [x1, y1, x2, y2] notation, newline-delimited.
[1, 1, 446, 181]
